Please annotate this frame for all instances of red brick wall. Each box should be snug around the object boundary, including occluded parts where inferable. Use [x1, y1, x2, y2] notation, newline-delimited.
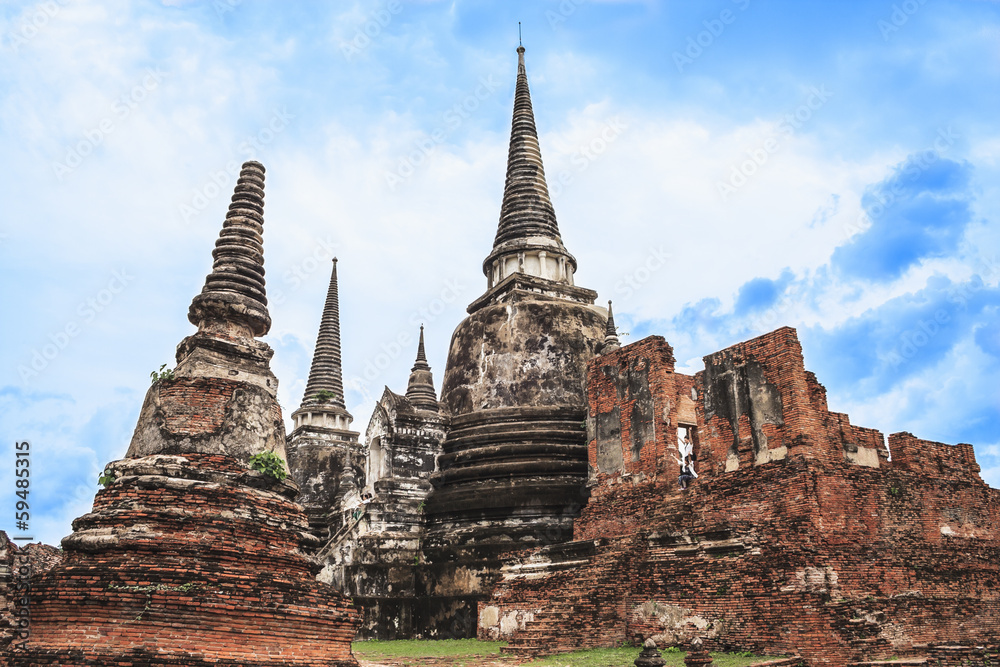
[157, 378, 237, 435]
[890, 432, 981, 479]
[586, 336, 676, 480]
[577, 337, 698, 540]
[493, 459, 1000, 663]
[0, 534, 64, 650]
[488, 329, 1000, 665]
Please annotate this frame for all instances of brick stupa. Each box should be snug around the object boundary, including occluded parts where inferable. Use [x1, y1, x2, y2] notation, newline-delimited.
[5, 161, 361, 666]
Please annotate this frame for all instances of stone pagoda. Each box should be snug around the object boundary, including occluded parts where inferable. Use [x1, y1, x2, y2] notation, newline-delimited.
[4, 161, 360, 666]
[418, 44, 609, 632]
[287, 258, 363, 540]
[338, 326, 448, 637]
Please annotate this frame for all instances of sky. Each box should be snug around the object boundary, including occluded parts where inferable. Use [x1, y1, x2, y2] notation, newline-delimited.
[1, 0, 998, 546]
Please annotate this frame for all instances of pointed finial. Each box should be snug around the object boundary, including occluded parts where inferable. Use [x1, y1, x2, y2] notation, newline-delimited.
[416, 324, 428, 363]
[603, 300, 620, 353]
[406, 325, 438, 411]
[496, 42, 558, 247]
[519, 22, 522, 47]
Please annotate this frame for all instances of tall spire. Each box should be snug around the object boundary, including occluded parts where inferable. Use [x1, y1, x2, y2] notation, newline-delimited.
[480, 45, 580, 295]
[405, 325, 439, 411]
[603, 300, 620, 352]
[302, 259, 347, 410]
[188, 160, 270, 337]
[494, 45, 561, 248]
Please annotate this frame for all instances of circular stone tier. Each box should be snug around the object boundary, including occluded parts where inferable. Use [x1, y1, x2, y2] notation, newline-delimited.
[424, 297, 605, 554]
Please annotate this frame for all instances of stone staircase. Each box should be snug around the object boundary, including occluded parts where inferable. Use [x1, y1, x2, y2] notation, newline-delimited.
[316, 507, 368, 559]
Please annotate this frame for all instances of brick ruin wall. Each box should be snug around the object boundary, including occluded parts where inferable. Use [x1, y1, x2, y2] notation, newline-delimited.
[2, 451, 361, 666]
[0, 534, 64, 650]
[482, 328, 1000, 665]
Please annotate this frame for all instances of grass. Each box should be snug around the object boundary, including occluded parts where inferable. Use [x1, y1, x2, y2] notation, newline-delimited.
[351, 640, 785, 667]
[353, 639, 505, 659]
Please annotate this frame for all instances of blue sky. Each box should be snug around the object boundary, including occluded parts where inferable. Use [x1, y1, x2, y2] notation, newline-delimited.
[1, 0, 998, 545]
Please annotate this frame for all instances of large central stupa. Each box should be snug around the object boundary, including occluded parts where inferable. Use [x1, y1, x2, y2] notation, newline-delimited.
[418, 44, 609, 628]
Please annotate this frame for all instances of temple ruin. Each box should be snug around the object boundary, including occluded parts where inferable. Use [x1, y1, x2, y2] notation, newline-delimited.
[284, 46, 999, 664]
[1, 45, 997, 666]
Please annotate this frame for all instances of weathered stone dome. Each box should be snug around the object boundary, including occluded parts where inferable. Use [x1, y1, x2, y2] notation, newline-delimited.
[426, 294, 604, 549]
[441, 298, 606, 415]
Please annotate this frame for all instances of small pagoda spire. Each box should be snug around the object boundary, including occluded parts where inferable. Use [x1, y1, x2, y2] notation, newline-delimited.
[603, 300, 621, 352]
[635, 639, 667, 667]
[416, 324, 428, 363]
[494, 44, 562, 249]
[405, 325, 439, 411]
[188, 160, 270, 337]
[301, 259, 349, 411]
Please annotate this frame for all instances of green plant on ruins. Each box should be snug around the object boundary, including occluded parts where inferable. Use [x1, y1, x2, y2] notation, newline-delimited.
[98, 466, 116, 488]
[248, 450, 288, 481]
[150, 364, 175, 384]
[313, 389, 337, 402]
